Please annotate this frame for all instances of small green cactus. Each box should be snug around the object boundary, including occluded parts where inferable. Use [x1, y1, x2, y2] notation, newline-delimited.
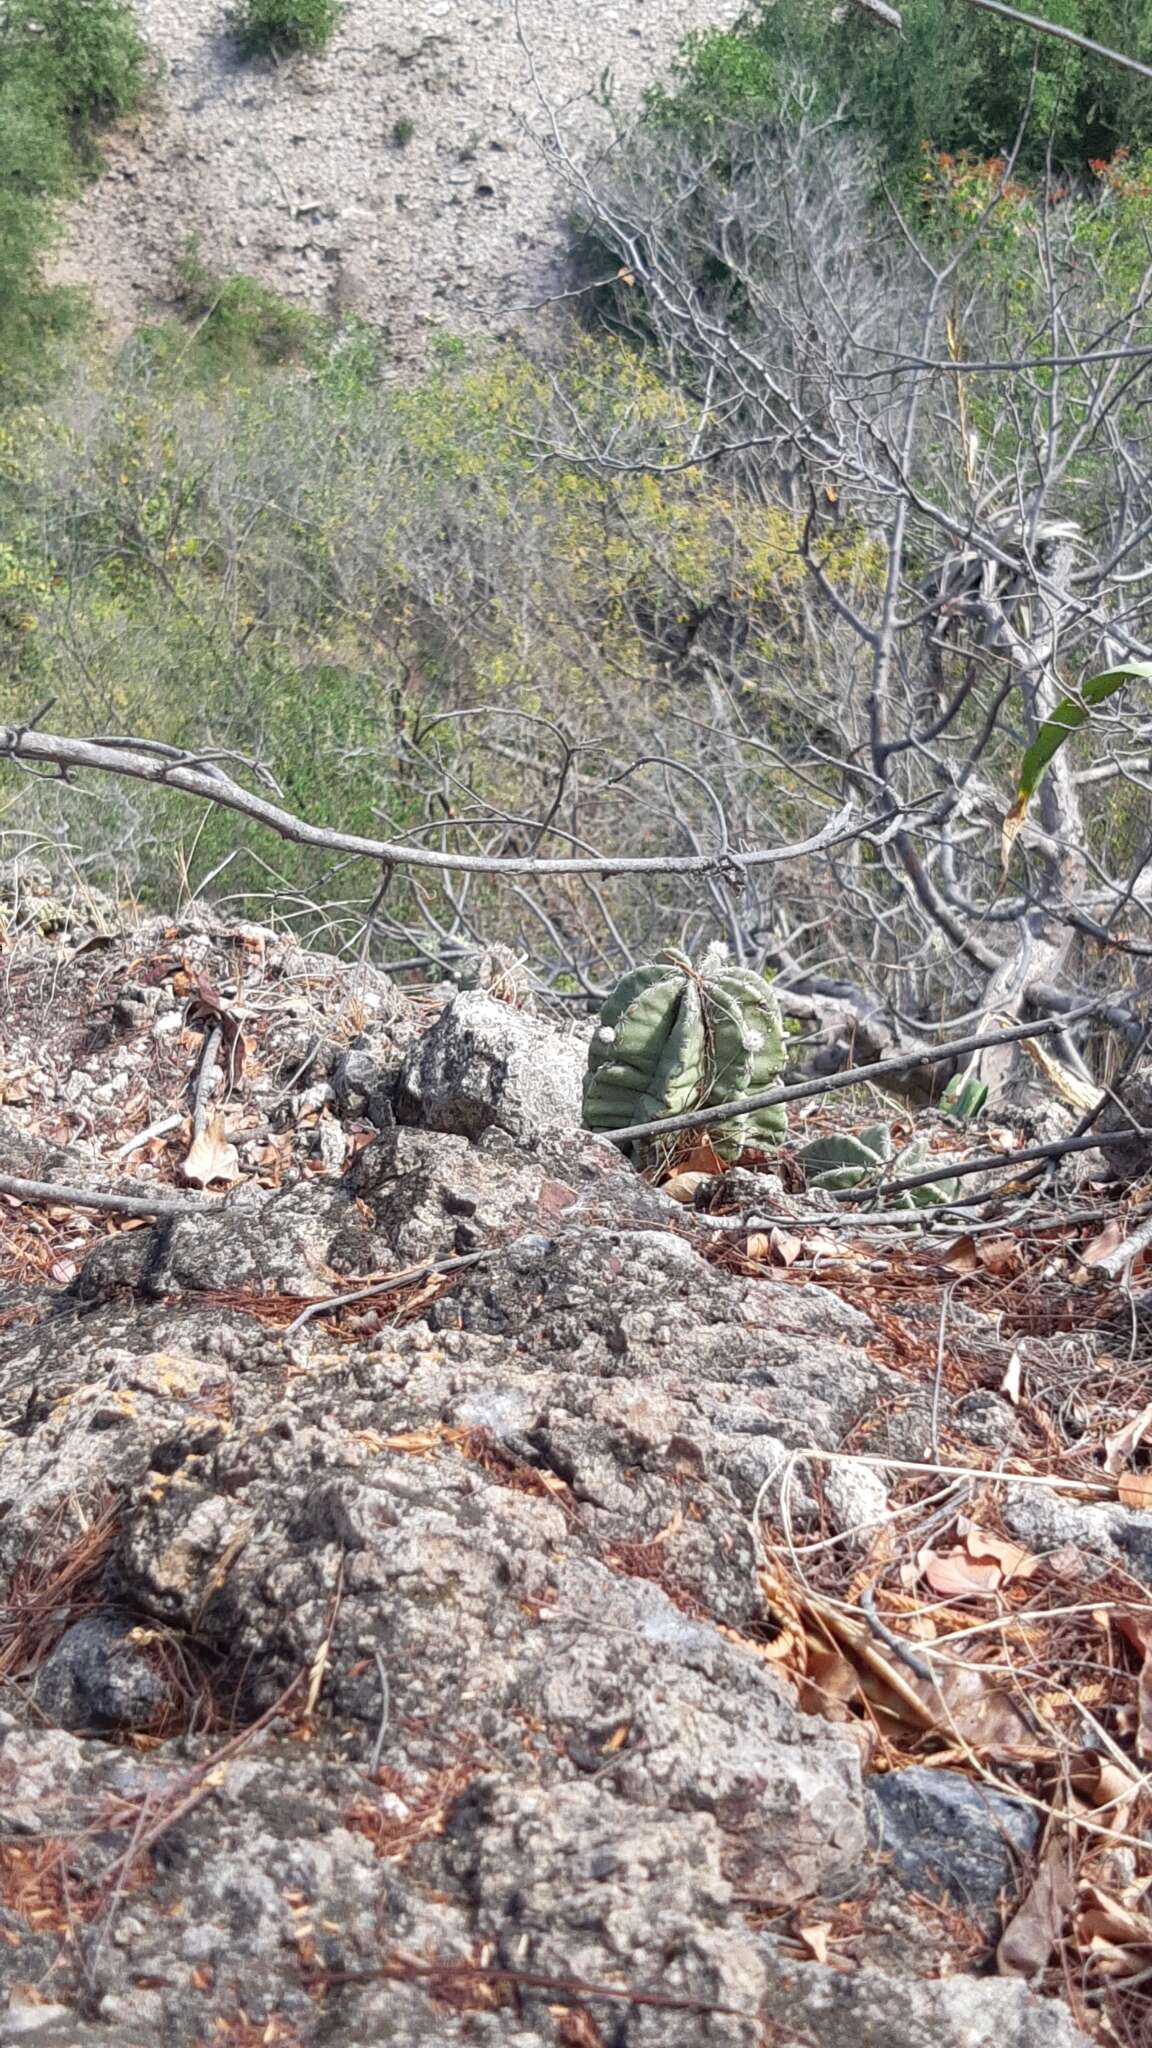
[583, 946, 787, 1162]
[797, 1125, 960, 1208]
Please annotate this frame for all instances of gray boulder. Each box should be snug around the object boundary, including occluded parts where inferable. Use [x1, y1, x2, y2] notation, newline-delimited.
[396, 990, 586, 1145]
[33, 1613, 170, 1733]
[870, 1765, 1039, 1924]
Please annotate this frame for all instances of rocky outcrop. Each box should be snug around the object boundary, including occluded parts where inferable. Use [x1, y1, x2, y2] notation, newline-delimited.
[0, 917, 1098, 2047]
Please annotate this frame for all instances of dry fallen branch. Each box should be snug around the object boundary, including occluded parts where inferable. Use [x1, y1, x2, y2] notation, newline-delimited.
[609, 1006, 1101, 1146]
[0, 725, 877, 879]
[0, 1173, 204, 1218]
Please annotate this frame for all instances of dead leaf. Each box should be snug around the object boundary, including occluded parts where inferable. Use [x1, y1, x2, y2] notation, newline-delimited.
[1080, 1218, 1127, 1270]
[942, 1235, 978, 1273]
[181, 1112, 242, 1188]
[918, 1547, 1004, 1597]
[1000, 1349, 1023, 1404]
[184, 976, 247, 1080]
[960, 1523, 1039, 1581]
[673, 1138, 727, 1177]
[1105, 1401, 1152, 1475]
[1119, 1470, 1152, 1509]
[662, 1171, 711, 1205]
[1075, 1883, 1152, 1958]
[770, 1226, 803, 1267]
[746, 1232, 771, 1262]
[976, 1235, 1022, 1275]
[930, 1660, 1034, 1753]
[797, 1923, 831, 1964]
[998, 1831, 1074, 1976]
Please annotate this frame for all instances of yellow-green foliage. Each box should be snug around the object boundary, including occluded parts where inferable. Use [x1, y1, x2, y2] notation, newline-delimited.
[0, 336, 881, 908]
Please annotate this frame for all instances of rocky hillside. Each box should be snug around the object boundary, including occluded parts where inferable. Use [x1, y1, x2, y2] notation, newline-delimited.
[4, 908, 1150, 2046]
[47, 0, 741, 356]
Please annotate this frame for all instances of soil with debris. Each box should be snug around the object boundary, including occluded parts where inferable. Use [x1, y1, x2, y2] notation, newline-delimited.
[48, 0, 742, 359]
[2, 908, 1152, 2047]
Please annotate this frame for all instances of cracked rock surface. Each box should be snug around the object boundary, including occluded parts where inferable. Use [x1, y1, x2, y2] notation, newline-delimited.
[0, 917, 1095, 2046]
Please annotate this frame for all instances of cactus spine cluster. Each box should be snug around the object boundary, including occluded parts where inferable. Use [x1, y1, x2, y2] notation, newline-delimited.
[582, 946, 787, 1161]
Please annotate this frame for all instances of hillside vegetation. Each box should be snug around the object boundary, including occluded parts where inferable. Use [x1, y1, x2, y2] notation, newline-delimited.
[4, 0, 1152, 1045]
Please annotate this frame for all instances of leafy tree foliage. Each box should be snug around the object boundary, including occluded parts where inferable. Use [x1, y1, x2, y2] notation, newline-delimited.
[649, 0, 1152, 175]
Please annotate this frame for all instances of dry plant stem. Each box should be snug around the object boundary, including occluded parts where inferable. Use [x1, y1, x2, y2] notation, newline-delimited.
[1093, 1207, 1152, 1279]
[0, 1173, 202, 1218]
[190, 1023, 221, 1138]
[113, 1113, 182, 1161]
[839, 1122, 1152, 1201]
[610, 1006, 1099, 1145]
[311, 1956, 753, 2018]
[283, 1247, 492, 1333]
[0, 725, 874, 878]
[953, 0, 1152, 79]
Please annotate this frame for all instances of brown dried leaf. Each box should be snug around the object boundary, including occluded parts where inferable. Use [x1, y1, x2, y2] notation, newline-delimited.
[770, 1226, 803, 1267]
[661, 1171, 710, 1205]
[1080, 1218, 1126, 1269]
[1104, 1400, 1152, 1476]
[961, 1524, 1039, 1581]
[930, 1660, 1034, 1754]
[918, 1547, 1004, 1597]
[797, 1923, 831, 1964]
[1075, 1884, 1152, 1956]
[181, 1113, 242, 1188]
[798, 1645, 859, 1721]
[942, 1235, 978, 1273]
[976, 1236, 1023, 1275]
[997, 1832, 1074, 1977]
[672, 1139, 727, 1177]
[1118, 1470, 1152, 1509]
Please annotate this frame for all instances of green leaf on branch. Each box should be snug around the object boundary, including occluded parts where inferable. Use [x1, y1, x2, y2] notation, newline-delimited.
[1003, 661, 1152, 867]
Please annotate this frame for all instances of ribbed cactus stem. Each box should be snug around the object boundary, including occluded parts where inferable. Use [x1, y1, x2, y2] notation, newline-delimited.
[583, 947, 787, 1162]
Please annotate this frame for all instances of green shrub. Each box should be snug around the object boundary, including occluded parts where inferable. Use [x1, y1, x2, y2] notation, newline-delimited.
[0, 0, 148, 394]
[650, 0, 1152, 177]
[3, 0, 148, 124]
[233, 0, 342, 58]
[174, 239, 322, 372]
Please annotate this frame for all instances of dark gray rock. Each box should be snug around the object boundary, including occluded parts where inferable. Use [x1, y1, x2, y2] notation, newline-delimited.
[330, 1040, 398, 1126]
[33, 1613, 170, 1733]
[870, 1765, 1039, 1921]
[396, 989, 586, 1144]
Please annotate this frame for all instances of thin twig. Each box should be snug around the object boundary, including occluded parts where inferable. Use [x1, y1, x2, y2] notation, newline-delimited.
[858, 1584, 934, 1682]
[113, 1113, 183, 1162]
[0, 724, 877, 879]
[369, 1647, 391, 1777]
[190, 1023, 222, 1138]
[0, 1173, 203, 1218]
[609, 1006, 1100, 1145]
[283, 1248, 491, 1334]
[310, 1955, 754, 2018]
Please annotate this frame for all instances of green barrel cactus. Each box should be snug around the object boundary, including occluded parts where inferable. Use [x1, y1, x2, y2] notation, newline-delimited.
[583, 946, 787, 1162]
[797, 1125, 960, 1208]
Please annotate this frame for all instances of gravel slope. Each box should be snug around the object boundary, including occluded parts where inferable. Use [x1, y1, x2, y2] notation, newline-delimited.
[48, 0, 742, 358]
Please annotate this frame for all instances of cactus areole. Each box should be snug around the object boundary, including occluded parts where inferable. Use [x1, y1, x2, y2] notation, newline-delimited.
[582, 947, 787, 1162]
